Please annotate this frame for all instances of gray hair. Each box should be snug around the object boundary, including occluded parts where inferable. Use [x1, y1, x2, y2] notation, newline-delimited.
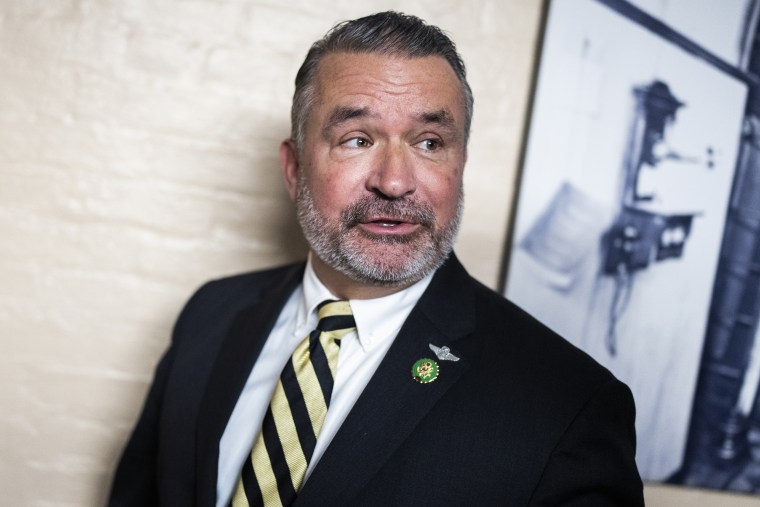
[290, 11, 474, 151]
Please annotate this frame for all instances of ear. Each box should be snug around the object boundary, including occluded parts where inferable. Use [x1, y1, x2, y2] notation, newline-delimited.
[279, 139, 299, 202]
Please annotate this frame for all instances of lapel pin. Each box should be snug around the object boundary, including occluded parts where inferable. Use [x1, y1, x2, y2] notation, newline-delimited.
[411, 358, 439, 384]
[429, 343, 460, 362]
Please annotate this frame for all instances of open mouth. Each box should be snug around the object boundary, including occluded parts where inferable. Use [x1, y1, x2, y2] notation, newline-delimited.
[359, 217, 420, 235]
[369, 219, 406, 227]
[342, 196, 436, 233]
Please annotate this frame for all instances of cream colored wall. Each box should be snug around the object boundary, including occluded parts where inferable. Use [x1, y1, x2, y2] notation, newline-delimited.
[1, 1, 757, 506]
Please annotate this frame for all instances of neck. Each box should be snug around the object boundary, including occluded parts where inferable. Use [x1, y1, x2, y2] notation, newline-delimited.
[310, 253, 416, 300]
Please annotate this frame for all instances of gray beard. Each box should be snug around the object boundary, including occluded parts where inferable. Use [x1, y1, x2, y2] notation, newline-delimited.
[295, 175, 463, 287]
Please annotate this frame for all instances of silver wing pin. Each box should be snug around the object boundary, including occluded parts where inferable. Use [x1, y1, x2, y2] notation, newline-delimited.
[429, 343, 460, 362]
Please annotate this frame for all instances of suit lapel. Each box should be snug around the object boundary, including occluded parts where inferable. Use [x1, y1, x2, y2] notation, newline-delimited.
[297, 255, 477, 505]
[194, 263, 304, 507]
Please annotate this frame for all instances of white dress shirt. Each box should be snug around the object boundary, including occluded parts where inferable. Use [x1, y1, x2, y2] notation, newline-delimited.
[216, 257, 433, 506]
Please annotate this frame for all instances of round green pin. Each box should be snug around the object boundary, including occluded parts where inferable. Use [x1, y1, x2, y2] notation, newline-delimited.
[411, 358, 439, 384]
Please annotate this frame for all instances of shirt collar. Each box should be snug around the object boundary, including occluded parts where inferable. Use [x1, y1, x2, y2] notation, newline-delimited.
[298, 255, 434, 351]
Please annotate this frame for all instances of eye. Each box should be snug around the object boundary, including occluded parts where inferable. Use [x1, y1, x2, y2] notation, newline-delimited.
[416, 138, 442, 151]
[342, 137, 372, 148]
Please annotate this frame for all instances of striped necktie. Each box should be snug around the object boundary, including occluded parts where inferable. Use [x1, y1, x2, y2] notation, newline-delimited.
[230, 299, 356, 507]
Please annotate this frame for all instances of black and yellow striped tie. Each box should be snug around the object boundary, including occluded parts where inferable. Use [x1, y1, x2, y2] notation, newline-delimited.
[230, 299, 355, 507]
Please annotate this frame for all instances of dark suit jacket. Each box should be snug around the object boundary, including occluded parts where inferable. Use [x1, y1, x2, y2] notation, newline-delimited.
[109, 254, 643, 506]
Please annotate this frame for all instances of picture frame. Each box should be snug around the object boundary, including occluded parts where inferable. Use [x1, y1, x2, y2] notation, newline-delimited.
[501, 0, 760, 492]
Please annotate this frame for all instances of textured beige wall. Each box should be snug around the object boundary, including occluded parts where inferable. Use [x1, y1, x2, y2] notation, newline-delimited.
[1, 1, 756, 506]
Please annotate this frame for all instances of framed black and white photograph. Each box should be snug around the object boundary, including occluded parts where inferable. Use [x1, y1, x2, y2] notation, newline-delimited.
[502, 0, 760, 494]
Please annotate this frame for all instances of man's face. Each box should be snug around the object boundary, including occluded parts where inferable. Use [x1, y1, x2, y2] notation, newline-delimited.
[281, 52, 467, 290]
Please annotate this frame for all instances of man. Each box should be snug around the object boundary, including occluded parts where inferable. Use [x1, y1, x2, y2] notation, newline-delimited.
[110, 11, 644, 507]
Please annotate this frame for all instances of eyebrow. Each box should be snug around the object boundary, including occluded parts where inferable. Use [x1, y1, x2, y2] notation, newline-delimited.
[321, 106, 459, 138]
[417, 109, 456, 130]
[322, 106, 374, 137]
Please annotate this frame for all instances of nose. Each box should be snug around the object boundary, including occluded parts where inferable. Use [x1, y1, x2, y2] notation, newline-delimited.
[367, 143, 416, 199]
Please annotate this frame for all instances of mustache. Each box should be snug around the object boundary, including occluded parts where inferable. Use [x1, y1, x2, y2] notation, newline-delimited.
[341, 196, 436, 229]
